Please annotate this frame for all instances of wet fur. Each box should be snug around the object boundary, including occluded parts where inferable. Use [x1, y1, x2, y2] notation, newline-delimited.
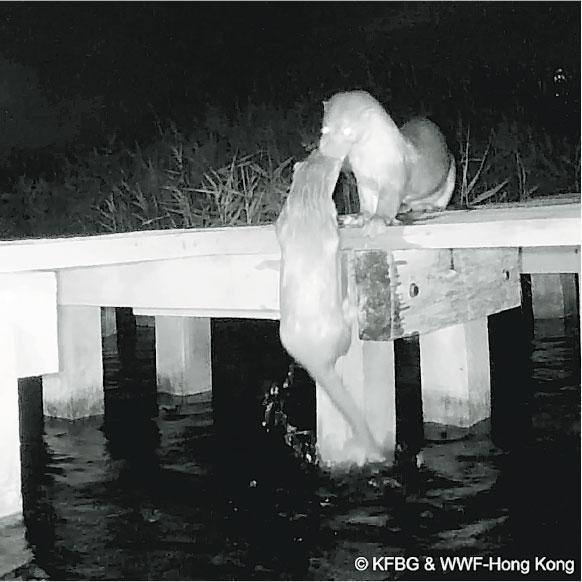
[276, 150, 382, 462]
[398, 118, 456, 212]
[319, 90, 455, 224]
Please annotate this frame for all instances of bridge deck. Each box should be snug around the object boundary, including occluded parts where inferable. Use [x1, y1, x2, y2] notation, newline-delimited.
[0, 197, 579, 488]
[1, 198, 579, 274]
[0, 198, 579, 333]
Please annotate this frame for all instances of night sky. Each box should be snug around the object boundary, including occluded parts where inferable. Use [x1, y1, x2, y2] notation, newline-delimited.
[0, 2, 579, 156]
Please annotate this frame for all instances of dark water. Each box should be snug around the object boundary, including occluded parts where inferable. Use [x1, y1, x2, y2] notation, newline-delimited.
[15, 312, 580, 581]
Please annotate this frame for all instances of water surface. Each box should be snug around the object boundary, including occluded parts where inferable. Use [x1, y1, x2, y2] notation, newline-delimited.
[15, 315, 580, 580]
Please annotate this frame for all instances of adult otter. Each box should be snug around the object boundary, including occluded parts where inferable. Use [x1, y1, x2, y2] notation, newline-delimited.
[318, 90, 455, 227]
[276, 150, 383, 464]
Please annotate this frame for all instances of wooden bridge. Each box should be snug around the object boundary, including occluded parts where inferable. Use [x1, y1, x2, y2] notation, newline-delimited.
[0, 197, 579, 554]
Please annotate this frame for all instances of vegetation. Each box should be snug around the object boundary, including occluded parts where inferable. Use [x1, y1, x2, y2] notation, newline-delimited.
[0, 24, 579, 239]
[1, 100, 578, 239]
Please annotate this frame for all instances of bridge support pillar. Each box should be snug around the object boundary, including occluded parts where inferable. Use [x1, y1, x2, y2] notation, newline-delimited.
[100, 306, 117, 338]
[43, 305, 104, 419]
[531, 274, 579, 338]
[155, 316, 212, 398]
[0, 319, 23, 524]
[0, 326, 33, 578]
[136, 315, 155, 328]
[531, 273, 578, 320]
[317, 326, 396, 467]
[421, 318, 491, 440]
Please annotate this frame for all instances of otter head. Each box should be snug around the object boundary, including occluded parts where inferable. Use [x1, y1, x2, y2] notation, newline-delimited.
[318, 91, 380, 161]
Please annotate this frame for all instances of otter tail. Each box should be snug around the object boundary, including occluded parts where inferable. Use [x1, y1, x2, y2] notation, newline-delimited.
[433, 154, 457, 209]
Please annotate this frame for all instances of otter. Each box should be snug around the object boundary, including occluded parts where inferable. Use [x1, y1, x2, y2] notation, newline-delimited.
[276, 150, 383, 464]
[318, 90, 455, 227]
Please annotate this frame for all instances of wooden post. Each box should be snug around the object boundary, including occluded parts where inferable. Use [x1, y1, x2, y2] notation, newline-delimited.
[420, 318, 491, 439]
[155, 316, 212, 399]
[100, 306, 117, 338]
[531, 273, 578, 320]
[317, 253, 396, 467]
[317, 332, 396, 467]
[42, 305, 104, 419]
[0, 513, 33, 577]
[0, 292, 35, 576]
[136, 315, 155, 328]
[353, 248, 519, 444]
[0, 319, 22, 521]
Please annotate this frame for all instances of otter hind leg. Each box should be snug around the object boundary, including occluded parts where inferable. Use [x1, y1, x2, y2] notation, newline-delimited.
[358, 183, 403, 236]
[315, 366, 383, 458]
[357, 183, 380, 217]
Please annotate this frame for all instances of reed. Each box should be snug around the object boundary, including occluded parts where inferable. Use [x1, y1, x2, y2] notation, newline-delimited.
[1, 100, 578, 238]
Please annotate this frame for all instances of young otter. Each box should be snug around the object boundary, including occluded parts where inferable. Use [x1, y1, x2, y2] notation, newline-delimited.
[398, 117, 456, 213]
[318, 90, 455, 227]
[276, 150, 383, 464]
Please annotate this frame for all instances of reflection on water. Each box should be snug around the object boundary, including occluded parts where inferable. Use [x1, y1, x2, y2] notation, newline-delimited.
[15, 314, 580, 580]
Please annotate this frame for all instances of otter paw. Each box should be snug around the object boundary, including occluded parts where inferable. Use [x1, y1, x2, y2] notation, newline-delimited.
[342, 439, 370, 467]
[366, 447, 387, 464]
[343, 438, 386, 466]
[362, 215, 398, 237]
[339, 213, 365, 227]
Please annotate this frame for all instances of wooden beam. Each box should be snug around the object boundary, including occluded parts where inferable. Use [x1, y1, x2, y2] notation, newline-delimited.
[134, 308, 279, 320]
[1, 201, 579, 274]
[521, 246, 580, 274]
[0, 225, 278, 273]
[355, 248, 521, 340]
[58, 246, 576, 318]
[341, 200, 580, 251]
[57, 254, 280, 312]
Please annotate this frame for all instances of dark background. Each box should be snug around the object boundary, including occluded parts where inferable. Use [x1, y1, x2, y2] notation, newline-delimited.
[0, 2, 579, 156]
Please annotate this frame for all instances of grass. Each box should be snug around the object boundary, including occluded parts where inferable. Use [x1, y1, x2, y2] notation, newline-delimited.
[0, 98, 579, 239]
[92, 149, 294, 233]
[456, 121, 509, 207]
